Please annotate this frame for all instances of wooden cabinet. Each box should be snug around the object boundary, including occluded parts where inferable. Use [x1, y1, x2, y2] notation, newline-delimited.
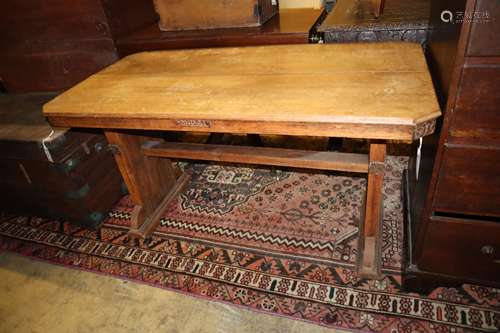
[405, 0, 500, 290]
[467, 0, 500, 56]
[418, 216, 500, 280]
[0, 0, 118, 92]
[433, 146, 500, 217]
[449, 63, 500, 145]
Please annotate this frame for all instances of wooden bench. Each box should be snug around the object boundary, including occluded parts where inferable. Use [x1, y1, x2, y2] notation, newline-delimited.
[44, 43, 440, 278]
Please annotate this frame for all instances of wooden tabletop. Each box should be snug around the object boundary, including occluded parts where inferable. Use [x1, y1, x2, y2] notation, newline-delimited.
[44, 42, 440, 140]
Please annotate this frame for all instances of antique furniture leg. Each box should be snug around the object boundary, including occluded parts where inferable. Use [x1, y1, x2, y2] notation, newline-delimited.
[358, 141, 386, 278]
[104, 130, 190, 239]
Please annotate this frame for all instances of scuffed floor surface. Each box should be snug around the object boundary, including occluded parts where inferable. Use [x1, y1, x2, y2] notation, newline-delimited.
[0, 251, 348, 333]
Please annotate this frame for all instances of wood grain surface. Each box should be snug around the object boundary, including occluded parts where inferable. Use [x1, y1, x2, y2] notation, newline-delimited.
[44, 43, 440, 140]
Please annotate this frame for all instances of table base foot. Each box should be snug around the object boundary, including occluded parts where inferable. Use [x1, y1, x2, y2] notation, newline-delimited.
[128, 172, 191, 239]
[358, 236, 382, 279]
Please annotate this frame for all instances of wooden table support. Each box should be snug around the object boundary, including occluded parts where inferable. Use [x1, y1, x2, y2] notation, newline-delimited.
[358, 141, 387, 278]
[106, 132, 388, 276]
[142, 141, 369, 173]
[104, 131, 190, 239]
[143, 139, 387, 277]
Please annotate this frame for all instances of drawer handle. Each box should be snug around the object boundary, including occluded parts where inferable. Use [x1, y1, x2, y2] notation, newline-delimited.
[481, 245, 494, 255]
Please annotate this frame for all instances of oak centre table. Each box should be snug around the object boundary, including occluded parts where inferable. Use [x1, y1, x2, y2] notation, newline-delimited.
[44, 43, 440, 278]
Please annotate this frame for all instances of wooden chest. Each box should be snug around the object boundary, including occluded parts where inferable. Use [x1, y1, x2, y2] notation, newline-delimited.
[0, 93, 124, 229]
[153, 0, 278, 31]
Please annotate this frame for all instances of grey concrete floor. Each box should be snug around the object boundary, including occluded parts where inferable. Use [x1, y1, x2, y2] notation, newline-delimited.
[0, 251, 348, 333]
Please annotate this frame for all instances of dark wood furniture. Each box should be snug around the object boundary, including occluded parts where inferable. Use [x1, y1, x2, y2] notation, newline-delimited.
[318, 0, 430, 43]
[0, 0, 158, 93]
[43, 43, 440, 278]
[0, 93, 124, 229]
[0, 0, 115, 92]
[405, 0, 500, 290]
[116, 8, 326, 57]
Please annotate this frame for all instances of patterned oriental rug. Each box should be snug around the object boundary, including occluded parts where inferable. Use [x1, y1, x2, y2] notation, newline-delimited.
[1, 156, 499, 333]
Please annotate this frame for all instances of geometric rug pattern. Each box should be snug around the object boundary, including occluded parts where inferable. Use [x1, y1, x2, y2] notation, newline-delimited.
[1, 156, 499, 332]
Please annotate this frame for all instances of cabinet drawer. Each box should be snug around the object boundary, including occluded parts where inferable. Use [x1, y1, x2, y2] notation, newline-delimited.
[467, 0, 500, 56]
[433, 145, 500, 217]
[418, 216, 500, 282]
[449, 63, 500, 144]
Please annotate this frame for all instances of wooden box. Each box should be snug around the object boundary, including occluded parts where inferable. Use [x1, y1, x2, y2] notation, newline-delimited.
[153, 0, 278, 31]
[0, 93, 124, 229]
